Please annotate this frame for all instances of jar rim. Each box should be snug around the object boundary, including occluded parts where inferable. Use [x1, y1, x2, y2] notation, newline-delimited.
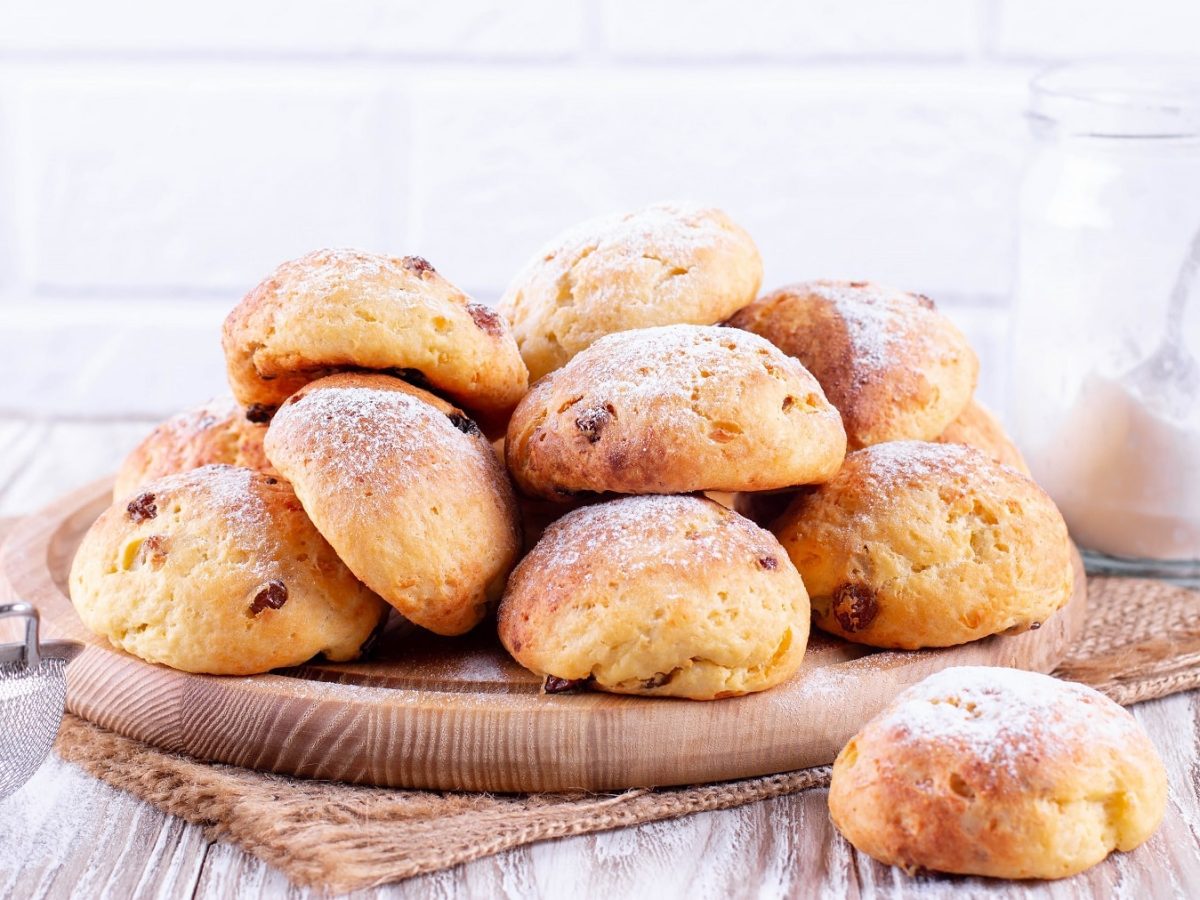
[1031, 62, 1200, 138]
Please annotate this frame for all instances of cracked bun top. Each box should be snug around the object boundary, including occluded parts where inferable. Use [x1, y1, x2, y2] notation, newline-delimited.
[505, 324, 846, 499]
[498, 203, 763, 382]
[773, 441, 1072, 650]
[829, 666, 1167, 879]
[69, 464, 388, 675]
[263, 372, 522, 636]
[221, 248, 528, 431]
[497, 494, 810, 700]
[729, 280, 978, 449]
[113, 397, 276, 501]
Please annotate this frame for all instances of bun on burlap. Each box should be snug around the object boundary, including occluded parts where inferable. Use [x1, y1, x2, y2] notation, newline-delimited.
[498, 203, 763, 381]
[498, 495, 810, 700]
[113, 397, 275, 501]
[222, 249, 527, 429]
[728, 280, 977, 449]
[829, 666, 1167, 880]
[69, 465, 388, 675]
[773, 441, 1072, 649]
[264, 373, 521, 636]
[505, 324, 846, 500]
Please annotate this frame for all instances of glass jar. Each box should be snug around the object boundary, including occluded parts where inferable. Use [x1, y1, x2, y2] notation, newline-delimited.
[1009, 64, 1200, 583]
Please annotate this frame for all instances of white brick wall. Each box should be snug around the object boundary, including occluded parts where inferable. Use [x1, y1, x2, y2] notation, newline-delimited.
[0, 0, 1193, 418]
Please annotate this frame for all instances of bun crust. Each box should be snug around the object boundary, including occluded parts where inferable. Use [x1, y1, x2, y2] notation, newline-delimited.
[222, 249, 528, 428]
[498, 495, 810, 700]
[936, 399, 1030, 475]
[829, 666, 1168, 879]
[505, 324, 846, 499]
[264, 373, 521, 636]
[498, 203, 762, 381]
[113, 397, 275, 501]
[729, 281, 977, 449]
[773, 441, 1072, 649]
[69, 465, 387, 675]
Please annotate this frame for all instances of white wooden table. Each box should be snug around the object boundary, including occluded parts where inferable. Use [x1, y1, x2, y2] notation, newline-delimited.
[2, 418, 1199, 899]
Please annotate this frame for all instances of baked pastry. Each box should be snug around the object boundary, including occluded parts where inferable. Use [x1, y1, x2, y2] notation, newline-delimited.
[498, 203, 762, 381]
[829, 666, 1167, 879]
[728, 280, 977, 449]
[936, 399, 1030, 475]
[498, 495, 810, 699]
[263, 373, 521, 636]
[69, 465, 387, 675]
[222, 249, 528, 430]
[773, 441, 1072, 649]
[113, 397, 275, 500]
[505, 324, 846, 499]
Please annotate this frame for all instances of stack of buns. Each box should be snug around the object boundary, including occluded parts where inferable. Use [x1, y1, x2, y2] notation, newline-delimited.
[68, 202, 1165, 880]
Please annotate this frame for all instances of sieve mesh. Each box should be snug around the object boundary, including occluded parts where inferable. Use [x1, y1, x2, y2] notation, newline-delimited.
[0, 657, 68, 800]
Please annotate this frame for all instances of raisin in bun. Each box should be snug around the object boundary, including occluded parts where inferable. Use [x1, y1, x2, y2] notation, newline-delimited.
[264, 373, 521, 636]
[222, 249, 527, 431]
[498, 495, 810, 700]
[773, 441, 1072, 649]
[505, 324, 846, 500]
[729, 280, 977, 449]
[499, 203, 762, 381]
[113, 397, 276, 501]
[830, 667, 1167, 879]
[69, 465, 387, 675]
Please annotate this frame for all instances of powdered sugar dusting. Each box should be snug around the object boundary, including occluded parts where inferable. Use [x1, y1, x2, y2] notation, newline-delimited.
[877, 666, 1143, 779]
[286, 248, 413, 292]
[853, 439, 985, 485]
[806, 281, 938, 374]
[133, 465, 281, 579]
[533, 202, 736, 281]
[274, 384, 455, 489]
[557, 324, 809, 416]
[528, 494, 774, 584]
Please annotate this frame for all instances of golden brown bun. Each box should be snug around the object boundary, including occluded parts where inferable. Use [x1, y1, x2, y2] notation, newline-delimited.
[505, 324, 846, 499]
[728, 280, 978, 449]
[69, 465, 388, 675]
[498, 495, 809, 700]
[263, 373, 521, 636]
[498, 203, 762, 381]
[936, 399, 1030, 475]
[113, 397, 275, 501]
[773, 441, 1073, 649]
[829, 666, 1167, 879]
[222, 249, 528, 429]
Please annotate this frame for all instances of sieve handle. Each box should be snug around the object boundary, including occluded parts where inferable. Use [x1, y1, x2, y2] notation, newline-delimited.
[0, 602, 41, 668]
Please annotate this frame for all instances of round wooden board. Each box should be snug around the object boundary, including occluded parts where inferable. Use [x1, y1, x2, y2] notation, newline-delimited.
[1, 477, 1087, 793]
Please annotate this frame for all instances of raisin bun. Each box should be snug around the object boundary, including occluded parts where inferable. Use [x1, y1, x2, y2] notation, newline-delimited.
[936, 399, 1030, 475]
[773, 441, 1073, 649]
[113, 397, 276, 501]
[505, 324, 846, 500]
[264, 373, 521, 636]
[222, 249, 528, 431]
[498, 203, 762, 381]
[830, 667, 1167, 879]
[69, 465, 387, 675]
[498, 495, 810, 700]
[728, 280, 978, 449]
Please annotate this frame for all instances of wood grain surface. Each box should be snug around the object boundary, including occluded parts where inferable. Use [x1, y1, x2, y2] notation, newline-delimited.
[1, 419, 1197, 899]
[5, 476, 1086, 792]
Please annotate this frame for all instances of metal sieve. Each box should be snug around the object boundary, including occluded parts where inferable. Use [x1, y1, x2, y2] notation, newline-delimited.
[0, 601, 81, 800]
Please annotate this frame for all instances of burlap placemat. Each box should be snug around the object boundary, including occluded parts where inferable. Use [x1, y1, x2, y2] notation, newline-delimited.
[53, 575, 1200, 892]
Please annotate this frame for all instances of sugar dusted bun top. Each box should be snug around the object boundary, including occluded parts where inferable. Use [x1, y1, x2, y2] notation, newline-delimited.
[729, 280, 978, 449]
[222, 248, 527, 429]
[499, 203, 763, 381]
